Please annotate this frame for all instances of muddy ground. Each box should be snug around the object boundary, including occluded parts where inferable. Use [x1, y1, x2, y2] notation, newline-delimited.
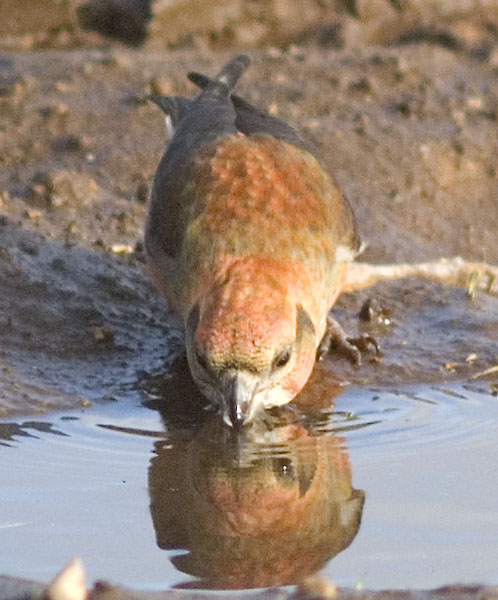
[1, 29, 498, 417]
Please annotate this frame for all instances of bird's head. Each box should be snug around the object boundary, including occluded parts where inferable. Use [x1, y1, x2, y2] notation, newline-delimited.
[184, 260, 318, 427]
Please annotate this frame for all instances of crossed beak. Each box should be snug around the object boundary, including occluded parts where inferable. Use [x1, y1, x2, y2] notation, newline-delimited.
[223, 370, 260, 428]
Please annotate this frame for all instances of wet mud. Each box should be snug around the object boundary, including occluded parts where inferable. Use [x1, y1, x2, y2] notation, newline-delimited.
[1, 43, 497, 417]
[0, 221, 178, 416]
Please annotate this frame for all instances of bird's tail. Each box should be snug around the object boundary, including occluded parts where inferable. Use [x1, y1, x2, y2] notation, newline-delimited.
[149, 55, 250, 131]
[187, 71, 213, 92]
[197, 54, 251, 98]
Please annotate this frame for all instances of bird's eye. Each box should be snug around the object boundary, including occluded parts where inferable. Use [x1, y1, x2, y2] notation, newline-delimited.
[272, 348, 291, 370]
[272, 457, 294, 482]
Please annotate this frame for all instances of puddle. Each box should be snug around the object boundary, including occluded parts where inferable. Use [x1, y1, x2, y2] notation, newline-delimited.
[1, 381, 498, 591]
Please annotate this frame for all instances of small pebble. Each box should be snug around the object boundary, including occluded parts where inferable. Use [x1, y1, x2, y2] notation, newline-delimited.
[111, 244, 134, 254]
[298, 575, 338, 599]
[93, 326, 114, 345]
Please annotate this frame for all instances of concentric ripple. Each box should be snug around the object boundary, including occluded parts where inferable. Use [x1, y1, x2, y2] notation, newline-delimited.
[0, 382, 497, 590]
[331, 382, 498, 455]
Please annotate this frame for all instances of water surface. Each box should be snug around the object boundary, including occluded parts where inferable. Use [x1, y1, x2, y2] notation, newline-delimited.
[1, 381, 497, 590]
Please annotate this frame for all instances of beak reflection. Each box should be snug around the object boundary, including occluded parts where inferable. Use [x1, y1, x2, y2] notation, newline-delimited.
[224, 370, 259, 428]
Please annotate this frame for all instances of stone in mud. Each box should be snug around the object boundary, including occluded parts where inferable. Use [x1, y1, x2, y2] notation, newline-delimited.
[77, 0, 152, 46]
[30, 171, 99, 209]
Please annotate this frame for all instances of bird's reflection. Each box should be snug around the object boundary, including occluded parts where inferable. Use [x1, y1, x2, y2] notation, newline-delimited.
[145, 356, 364, 590]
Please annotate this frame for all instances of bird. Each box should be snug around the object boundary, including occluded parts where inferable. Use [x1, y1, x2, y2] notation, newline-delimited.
[145, 54, 362, 427]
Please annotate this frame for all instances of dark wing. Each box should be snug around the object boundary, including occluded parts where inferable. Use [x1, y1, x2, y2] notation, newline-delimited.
[148, 95, 193, 131]
[188, 71, 322, 161]
[146, 55, 251, 261]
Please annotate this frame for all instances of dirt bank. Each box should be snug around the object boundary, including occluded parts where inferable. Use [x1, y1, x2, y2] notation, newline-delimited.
[1, 3, 497, 416]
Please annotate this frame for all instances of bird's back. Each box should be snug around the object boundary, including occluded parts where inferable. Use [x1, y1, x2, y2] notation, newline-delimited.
[146, 55, 358, 317]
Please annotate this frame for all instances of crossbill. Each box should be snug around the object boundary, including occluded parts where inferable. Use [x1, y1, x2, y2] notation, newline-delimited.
[145, 55, 361, 427]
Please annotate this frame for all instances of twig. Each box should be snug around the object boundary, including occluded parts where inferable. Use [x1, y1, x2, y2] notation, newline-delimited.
[344, 257, 498, 296]
[472, 365, 498, 380]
